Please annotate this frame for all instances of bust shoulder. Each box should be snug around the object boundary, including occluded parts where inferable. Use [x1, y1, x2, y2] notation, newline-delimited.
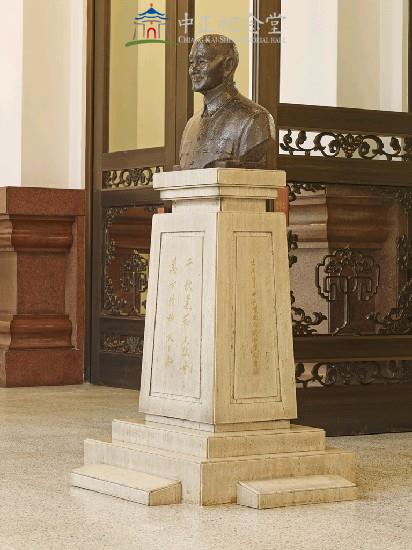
[231, 93, 272, 119]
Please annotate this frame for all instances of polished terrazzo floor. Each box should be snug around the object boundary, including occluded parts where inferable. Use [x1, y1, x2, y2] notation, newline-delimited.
[0, 384, 411, 550]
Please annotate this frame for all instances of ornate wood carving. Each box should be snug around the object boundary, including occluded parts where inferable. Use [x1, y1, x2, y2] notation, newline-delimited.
[368, 279, 412, 335]
[296, 361, 412, 388]
[396, 235, 412, 270]
[316, 248, 380, 336]
[288, 224, 326, 337]
[288, 183, 326, 203]
[281, 130, 412, 161]
[103, 207, 150, 317]
[103, 166, 163, 189]
[291, 291, 327, 337]
[102, 334, 144, 355]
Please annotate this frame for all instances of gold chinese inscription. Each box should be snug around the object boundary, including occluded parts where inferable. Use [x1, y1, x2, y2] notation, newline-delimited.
[164, 257, 177, 369]
[163, 256, 195, 374]
[250, 258, 259, 374]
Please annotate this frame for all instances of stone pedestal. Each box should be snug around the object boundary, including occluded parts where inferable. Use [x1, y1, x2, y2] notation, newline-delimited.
[72, 169, 356, 507]
[0, 187, 85, 386]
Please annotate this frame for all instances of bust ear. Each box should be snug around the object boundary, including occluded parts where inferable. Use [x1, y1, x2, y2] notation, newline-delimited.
[223, 56, 236, 77]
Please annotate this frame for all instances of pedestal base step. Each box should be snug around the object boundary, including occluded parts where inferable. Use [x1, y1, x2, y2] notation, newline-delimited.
[71, 464, 182, 506]
[237, 475, 357, 509]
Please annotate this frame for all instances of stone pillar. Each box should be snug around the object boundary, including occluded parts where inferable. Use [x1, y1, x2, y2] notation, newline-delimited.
[139, 168, 297, 429]
[0, 187, 85, 386]
[73, 169, 356, 508]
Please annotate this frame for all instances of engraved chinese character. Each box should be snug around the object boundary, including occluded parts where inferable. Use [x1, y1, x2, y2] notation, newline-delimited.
[169, 257, 177, 275]
[266, 12, 284, 35]
[181, 361, 191, 374]
[178, 12, 194, 35]
[249, 14, 264, 35]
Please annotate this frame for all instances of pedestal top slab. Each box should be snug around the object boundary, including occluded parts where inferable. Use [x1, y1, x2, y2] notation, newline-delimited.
[154, 168, 286, 191]
[153, 169, 286, 205]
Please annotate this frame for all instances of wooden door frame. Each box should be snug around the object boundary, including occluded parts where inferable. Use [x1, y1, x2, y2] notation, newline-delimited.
[87, 0, 195, 386]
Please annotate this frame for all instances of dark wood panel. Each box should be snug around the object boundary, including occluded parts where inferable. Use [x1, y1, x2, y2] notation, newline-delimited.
[278, 156, 412, 187]
[256, 0, 281, 117]
[409, 1, 412, 112]
[85, 0, 95, 381]
[294, 335, 412, 362]
[278, 104, 412, 136]
[100, 316, 145, 333]
[101, 188, 162, 207]
[98, 352, 142, 390]
[102, 148, 166, 171]
[297, 384, 412, 436]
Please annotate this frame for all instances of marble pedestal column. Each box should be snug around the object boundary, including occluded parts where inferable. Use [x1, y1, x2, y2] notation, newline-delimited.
[72, 169, 357, 508]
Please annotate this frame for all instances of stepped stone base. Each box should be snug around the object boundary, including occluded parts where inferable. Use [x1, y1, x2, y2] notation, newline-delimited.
[72, 419, 357, 506]
[72, 169, 357, 508]
[71, 464, 182, 506]
[237, 475, 357, 509]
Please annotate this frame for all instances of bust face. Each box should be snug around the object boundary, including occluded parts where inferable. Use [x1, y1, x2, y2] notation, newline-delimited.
[189, 42, 228, 93]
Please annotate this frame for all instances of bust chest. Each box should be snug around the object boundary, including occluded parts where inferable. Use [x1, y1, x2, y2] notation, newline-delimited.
[180, 107, 247, 170]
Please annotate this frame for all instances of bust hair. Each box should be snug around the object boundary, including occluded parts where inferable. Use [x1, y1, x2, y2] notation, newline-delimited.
[194, 34, 239, 74]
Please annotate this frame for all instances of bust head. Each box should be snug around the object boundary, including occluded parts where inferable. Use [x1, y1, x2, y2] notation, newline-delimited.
[189, 34, 239, 93]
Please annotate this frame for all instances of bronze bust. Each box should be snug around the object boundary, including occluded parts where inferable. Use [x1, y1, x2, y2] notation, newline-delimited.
[180, 34, 276, 170]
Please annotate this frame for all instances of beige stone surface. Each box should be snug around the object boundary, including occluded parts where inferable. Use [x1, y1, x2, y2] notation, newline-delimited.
[237, 475, 357, 509]
[112, 420, 325, 458]
[140, 169, 296, 426]
[144, 414, 290, 432]
[1, 385, 411, 550]
[71, 464, 181, 506]
[83, 434, 355, 506]
[153, 167, 286, 192]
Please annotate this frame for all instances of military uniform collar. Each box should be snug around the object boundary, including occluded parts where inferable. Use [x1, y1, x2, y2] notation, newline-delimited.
[202, 83, 238, 117]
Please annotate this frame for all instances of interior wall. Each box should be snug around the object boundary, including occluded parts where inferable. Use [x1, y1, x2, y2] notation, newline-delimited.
[136, 0, 166, 150]
[0, 1, 23, 187]
[109, 0, 166, 152]
[281, 0, 408, 112]
[403, 0, 410, 111]
[337, 0, 381, 110]
[280, 0, 339, 106]
[21, 0, 86, 189]
[109, 1, 139, 152]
